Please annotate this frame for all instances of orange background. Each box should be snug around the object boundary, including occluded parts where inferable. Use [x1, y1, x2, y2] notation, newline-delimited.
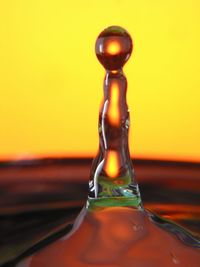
[0, 0, 200, 162]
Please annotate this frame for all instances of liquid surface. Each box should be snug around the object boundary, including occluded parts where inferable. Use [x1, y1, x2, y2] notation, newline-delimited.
[0, 159, 199, 266]
[16, 206, 200, 267]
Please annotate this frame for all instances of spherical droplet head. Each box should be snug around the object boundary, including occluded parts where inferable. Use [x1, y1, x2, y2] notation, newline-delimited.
[95, 26, 133, 71]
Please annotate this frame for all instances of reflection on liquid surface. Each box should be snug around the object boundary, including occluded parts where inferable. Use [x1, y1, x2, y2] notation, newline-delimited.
[17, 206, 200, 267]
[0, 158, 199, 266]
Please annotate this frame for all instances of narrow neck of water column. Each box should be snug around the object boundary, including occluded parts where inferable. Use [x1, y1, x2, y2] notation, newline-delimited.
[88, 69, 142, 210]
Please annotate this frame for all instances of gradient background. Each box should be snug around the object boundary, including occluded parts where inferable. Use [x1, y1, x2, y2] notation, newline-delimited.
[0, 0, 200, 162]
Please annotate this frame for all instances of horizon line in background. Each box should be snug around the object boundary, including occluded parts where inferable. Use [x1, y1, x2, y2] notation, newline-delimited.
[0, 152, 199, 164]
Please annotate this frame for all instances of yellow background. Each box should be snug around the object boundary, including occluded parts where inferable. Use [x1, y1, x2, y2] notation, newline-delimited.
[0, 0, 200, 162]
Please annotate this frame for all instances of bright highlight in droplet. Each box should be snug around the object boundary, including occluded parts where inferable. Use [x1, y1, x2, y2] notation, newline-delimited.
[108, 82, 120, 126]
[107, 41, 121, 55]
[105, 150, 119, 178]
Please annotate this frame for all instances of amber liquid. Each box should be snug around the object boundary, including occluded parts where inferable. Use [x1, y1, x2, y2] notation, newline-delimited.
[16, 205, 200, 267]
[0, 159, 200, 267]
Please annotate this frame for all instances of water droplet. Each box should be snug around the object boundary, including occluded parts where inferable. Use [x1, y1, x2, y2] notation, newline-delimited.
[170, 252, 180, 265]
[88, 26, 141, 209]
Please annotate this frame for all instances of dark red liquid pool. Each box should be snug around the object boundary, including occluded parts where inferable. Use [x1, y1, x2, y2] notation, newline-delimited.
[0, 158, 199, 267]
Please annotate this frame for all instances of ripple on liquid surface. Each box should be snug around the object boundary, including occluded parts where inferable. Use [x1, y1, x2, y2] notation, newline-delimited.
[17, 206, 200, 267]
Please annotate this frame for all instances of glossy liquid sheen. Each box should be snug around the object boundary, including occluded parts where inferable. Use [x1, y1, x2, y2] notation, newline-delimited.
[17, 26, 200, 267]
[17, 206, 200, 267]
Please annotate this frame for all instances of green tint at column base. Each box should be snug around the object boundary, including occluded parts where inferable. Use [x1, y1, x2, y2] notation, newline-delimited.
[87, 196, 142, 211]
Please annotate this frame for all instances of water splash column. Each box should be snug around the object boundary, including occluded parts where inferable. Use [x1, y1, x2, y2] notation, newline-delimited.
[88, 26, 142, 209]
